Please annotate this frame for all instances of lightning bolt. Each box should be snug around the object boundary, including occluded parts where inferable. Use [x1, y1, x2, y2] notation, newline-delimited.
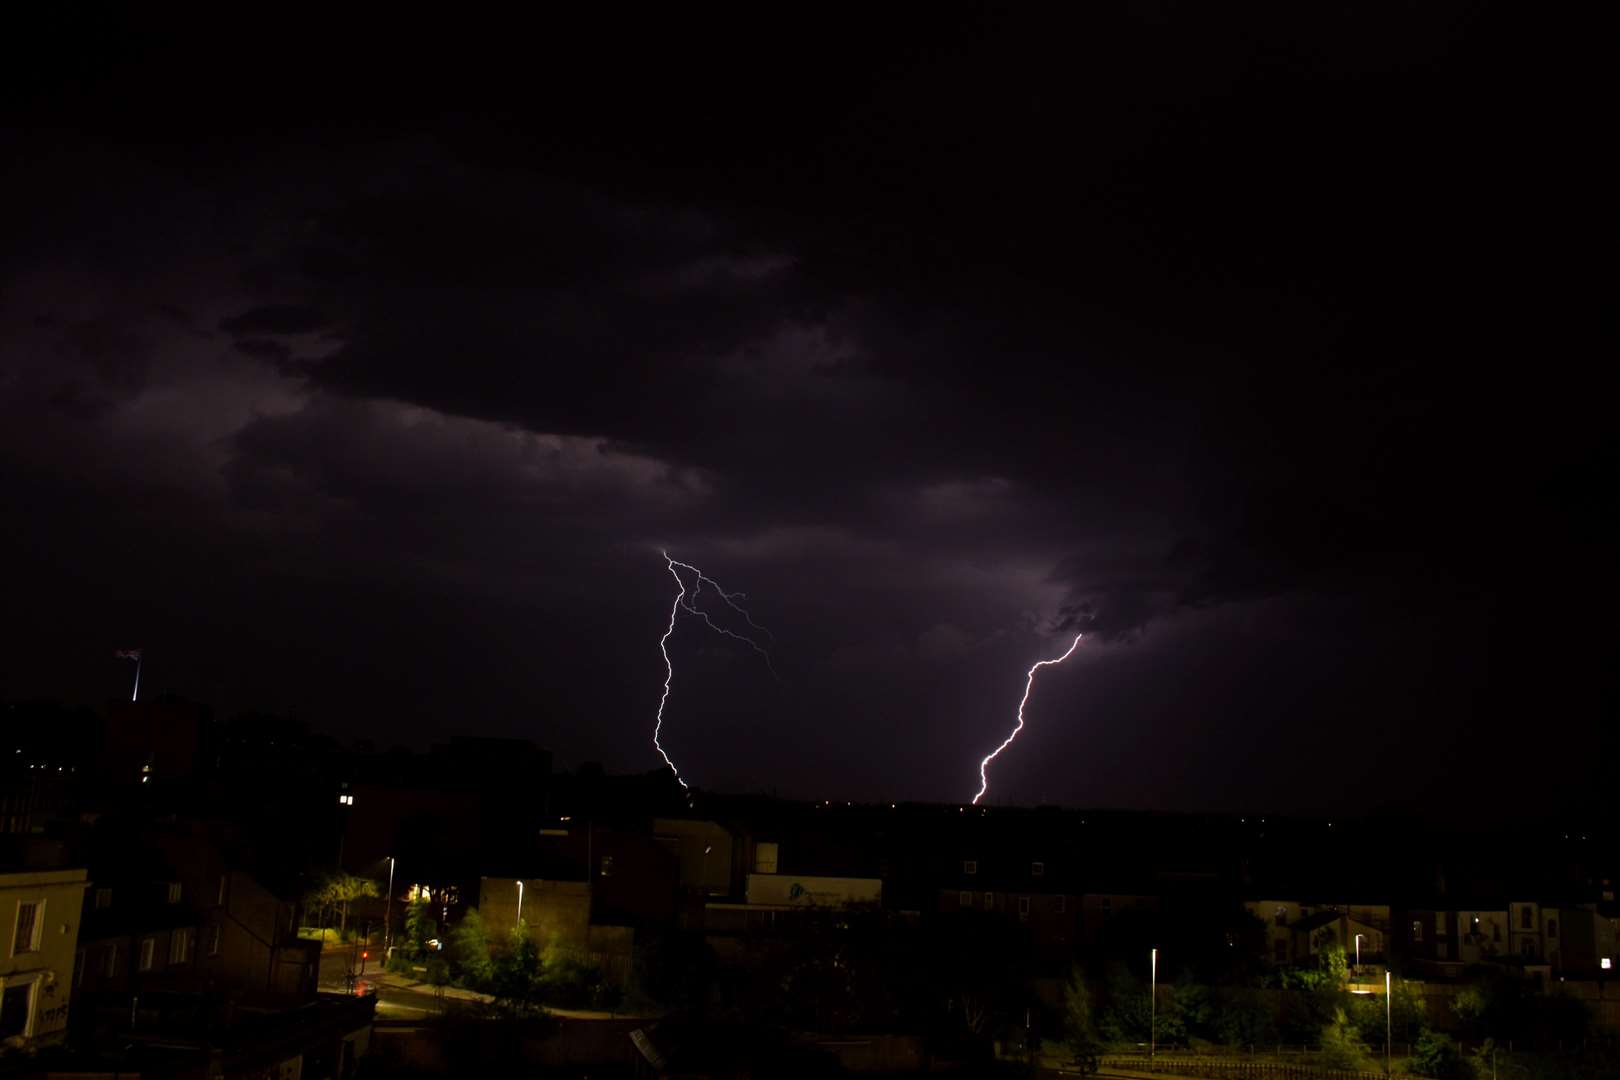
[654, 551, 778, 791]
[971, 633, 1083, 805]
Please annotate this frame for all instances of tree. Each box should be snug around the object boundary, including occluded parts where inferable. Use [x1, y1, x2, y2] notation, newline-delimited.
[1166, 973, 1214, 1044]
[448, 907, 494, 989]
[1410, 1029, 1471, 1079]
[1318, 1008, 1371, 1070]
[307, 873, 379, 936]
[405, 896, 435, 958]
[1064, 968, 1103, 1074]
[488, 921, 545, 1019]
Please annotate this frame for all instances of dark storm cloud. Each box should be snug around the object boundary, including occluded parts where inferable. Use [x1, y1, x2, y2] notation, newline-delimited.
[220, 305, 329, 336]
[1, 6, 1609, 816]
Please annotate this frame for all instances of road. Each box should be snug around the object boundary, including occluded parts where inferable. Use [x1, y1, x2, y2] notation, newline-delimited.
[315, 950, 657, 1021]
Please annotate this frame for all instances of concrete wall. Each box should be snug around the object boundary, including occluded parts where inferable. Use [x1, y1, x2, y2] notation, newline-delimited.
[653, 819, 735, 896]
[480, 877, 591, 951]
[744, 874, 880, 908]
[0, 867, 88, 1047]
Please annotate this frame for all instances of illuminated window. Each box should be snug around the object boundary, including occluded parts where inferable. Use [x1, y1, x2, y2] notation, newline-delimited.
[963, 860, 977, 875]
[169, 929, 192, 965]
[12, 900, 41, 955]
[600, 856, 614, 878]
[166, 882, 182, 904]
[139, 938, 156, 971]
[1601, 957, 1612, 970]
[1436, 912, 1446, 936]
[1031, 862, 1045, 877]
[959, 891, 972, 907]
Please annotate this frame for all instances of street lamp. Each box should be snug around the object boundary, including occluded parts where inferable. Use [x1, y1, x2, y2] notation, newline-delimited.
[1150, 947, 1157, 1067]
[383, 856, 396, 954]
[1355, 932, 1366, 969]
[1385, 970, 1392, 1076]
[515, 879, 524, 929]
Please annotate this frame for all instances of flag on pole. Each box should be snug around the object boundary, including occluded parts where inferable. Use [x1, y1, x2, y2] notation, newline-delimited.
[115, 649, 142, 660]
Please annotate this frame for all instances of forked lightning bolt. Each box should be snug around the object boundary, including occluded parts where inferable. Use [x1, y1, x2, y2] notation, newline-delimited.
[654, 551, 778, 790]
[972, 633, 1083, 805]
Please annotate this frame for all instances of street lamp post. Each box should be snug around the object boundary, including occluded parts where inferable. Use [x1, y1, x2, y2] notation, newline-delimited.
[1385, 970, 1392, 1076]
[515, 879, 524, 929]
[1150, 947, 1158, 1068]
[1355, 932, 1365, 969]
[383, 856, 396, 954]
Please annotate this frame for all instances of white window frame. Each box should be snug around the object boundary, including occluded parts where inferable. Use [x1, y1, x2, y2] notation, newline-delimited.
[963, 860, 977, 875]
[166, 882, 182, 904]
[959, 891, 972, 908]
[11, 899, 43, 956]
[1031, 862, 1045, 877]
[1017, 896, 1031, 920]
[139, 937, 156, 972]
[169, 929, 191, 965]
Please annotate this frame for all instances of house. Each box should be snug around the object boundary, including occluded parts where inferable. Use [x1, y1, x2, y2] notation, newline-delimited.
[1246, 899, 1391, 966]
[1, 866, 88, 1049]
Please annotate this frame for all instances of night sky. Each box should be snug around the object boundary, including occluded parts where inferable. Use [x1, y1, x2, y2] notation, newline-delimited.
[2, 8, 1609, 819]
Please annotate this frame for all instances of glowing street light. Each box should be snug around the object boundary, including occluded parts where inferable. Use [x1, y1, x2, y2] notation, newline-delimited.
[1150, 946, 1158, 1065]
[515, 879, 524, 928]
[1355, 932, 1366, 968]
[383, 856, 396, 954]
[1385, 970, 1392, 1076]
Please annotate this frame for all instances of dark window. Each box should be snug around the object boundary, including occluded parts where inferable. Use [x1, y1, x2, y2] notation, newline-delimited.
[1017, 897, 1030, 920]
[0, 983, 30, 1039]
[1411, 920, 1423, 942]
[1520, 906, 1533, 928]
[1274, 939, 1289, 963]
[1274, 906, 1288, 927]
[959, 891, 972, 907]
[12, 901, 40, 955]
[1056, 895, 1067, 913]
[207, 925, 222, 956]
[1547, 919, 1558, 938]
[599, 856, 613, 878]
[1031, 862, 1045, 877]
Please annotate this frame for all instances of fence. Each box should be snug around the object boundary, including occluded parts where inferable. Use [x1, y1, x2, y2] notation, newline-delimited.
[1101, 1057, 1389, 1080]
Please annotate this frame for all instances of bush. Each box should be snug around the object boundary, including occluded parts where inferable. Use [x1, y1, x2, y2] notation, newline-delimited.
[1318, 1008, 1371, 1070]
[1411, 1029, 1472, 1080]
